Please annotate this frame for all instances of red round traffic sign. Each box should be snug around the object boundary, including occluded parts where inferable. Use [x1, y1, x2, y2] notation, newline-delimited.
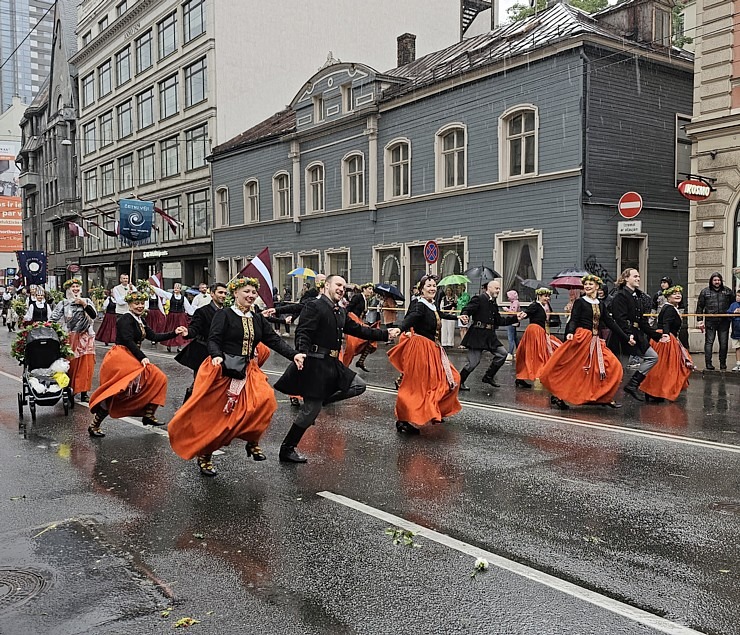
[617, 192, 643, 219]
[424, 241, 439, 264]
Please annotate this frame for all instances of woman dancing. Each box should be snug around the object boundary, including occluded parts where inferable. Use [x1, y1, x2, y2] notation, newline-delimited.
[514, 287, 561, 389]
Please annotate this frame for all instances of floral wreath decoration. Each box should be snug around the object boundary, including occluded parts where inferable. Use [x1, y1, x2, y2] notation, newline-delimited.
[535, 287, 553, 296]
[662, 285, 684, 296]
[62, 278, 83, 290]
[125, 290, 149, 303]
[227, 277, 260, 294]
[360, 282, 374, 290]
[11, 321, 73, 363]
[580, 274, 603, 286]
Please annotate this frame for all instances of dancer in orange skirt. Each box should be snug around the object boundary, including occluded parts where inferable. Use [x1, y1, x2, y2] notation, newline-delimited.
[540, 275, 632, 410]
[88, 289, 187, 437]
[514, 287, 561, 389]
[640, 285, 694, 402]
[389, 274, 463, 434]
[50, 278, 97, 402]
[341, 283, 377, 371]
[168, 277, 305, 477]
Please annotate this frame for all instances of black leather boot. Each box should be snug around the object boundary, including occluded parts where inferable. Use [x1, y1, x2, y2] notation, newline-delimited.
[481, 372, 500, 388]
[279, 424, 308, 463]
[624, 371, 646, 401]
[458, 369, 470, 391]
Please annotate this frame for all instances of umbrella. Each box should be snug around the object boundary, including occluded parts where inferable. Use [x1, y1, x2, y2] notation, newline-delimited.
[464, 265, 501, 280]
[438, 274, 471, 286]
[374, 283, 405, 301]
[288, 267, 316, 278]
[550, 276, 583, 290]
[521, 279, 558, 295]
[553, 266, 589, 278]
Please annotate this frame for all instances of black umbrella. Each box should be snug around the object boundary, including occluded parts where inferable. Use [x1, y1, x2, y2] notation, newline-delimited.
[464, 265, 501, 283]
[374, 283, 405, 301]
[521, 279, 559, 295]
[553, 266, 589, 278]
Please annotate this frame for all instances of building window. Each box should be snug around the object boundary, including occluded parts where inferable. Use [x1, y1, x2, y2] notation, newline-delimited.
[676, 114, 691, 184]
[187, 190, 209, 238]
[81, 72, 94, 107]
[184, 58, 207, 107]
[82, 31, 92, 46]
[138, 145, 155, 184]
[435, 124, 466, 190]
[82, 121, 96, 155]
[385, 139, 410, 200]
[116, 0, 127, 17]
[244, 179, 259, 224]
[313, 96, 325, 123]
[326, 250, 349, 279]
[117, 99, 133, 138]
[159, 74, 178, 119]
[115, 46, 131, 86]
[118, 154, 134, 191]
[98, 60, 112, 96]
[137, 88, 154, 129]
[183, 0, 205, 42]
[495, 230, 542, 302]
[160, 196, 180, 242]
[135, 30, 152, 73]
[501, 106, 538, 179]
[274, 255, 294, 299]
[341, 84, 353, 113]
[343, 153, 365, 207]
[273, 172, 290, 219]
[160, 136, 179, 177]
[84, 169, 97, 201]
[98, 15, 108, 32]
[185, 124, 207, 170]
[216, 187, 229, 227]
[158, 12, 177, 59]
[654, 7, 672, 46]
[101, 162, 114, 196]
[99, 111, 113, 147]
[306, 163, 324, 213]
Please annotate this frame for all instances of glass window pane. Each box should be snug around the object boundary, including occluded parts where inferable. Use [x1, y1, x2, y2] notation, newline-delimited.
[510, 138, 521, 176]
[524, 136, 535, 174]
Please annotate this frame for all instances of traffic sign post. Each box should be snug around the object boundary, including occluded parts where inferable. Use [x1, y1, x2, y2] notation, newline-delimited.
[617, 192, 643, 219]
[424, 240, 439, 264]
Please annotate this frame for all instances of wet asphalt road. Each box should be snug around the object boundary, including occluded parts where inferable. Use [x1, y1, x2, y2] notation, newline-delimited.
[1, 326, 739, 635]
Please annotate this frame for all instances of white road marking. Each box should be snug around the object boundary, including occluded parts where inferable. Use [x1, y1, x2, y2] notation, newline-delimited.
[318, 491, 705, 635]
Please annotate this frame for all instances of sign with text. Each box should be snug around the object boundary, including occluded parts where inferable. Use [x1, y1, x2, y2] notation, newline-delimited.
[618, 220, 642, 235]
[119, 199, 154, 245]
[0, 142, 22, 252]
[677, 179, 712, 201]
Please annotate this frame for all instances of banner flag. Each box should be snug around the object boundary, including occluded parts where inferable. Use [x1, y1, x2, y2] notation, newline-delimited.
[16, 250, 47, 285]
[239, 248, 273, 308]
[119, 199, 154, 245]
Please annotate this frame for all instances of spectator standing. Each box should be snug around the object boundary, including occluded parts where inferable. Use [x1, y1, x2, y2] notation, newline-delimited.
[440, 286, 457, 347]
[696, 272, 734, 370]
[505, 290, 520, 360]
[729, 289, 740, 372]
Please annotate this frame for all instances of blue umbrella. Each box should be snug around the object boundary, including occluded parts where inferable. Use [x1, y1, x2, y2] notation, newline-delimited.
[288, 267, 317, 278]
[374, 283, 404, 301]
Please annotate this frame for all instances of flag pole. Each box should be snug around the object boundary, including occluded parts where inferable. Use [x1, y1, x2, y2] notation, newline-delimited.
[129, 243, 135, 282]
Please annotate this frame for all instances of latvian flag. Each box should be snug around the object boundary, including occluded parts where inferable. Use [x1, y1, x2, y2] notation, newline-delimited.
[147, 271, 165, 311]
[67, 221, 87, 237]
[239, 247, 273, 308]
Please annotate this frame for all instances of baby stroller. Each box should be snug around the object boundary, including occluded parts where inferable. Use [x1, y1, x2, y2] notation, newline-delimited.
[18, 326, 73, 433]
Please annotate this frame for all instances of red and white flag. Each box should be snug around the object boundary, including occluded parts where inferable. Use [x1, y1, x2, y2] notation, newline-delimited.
[154, 205, 180, 232]
[67, 221, 87, 238]
[148, 271, 163, 290]
[239, 248, 273, 308]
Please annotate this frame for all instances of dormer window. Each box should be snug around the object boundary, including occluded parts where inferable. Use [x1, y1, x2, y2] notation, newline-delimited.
[341, 85, 353, 113]
[654, 8, 671, 47]
[313, 95, 325, 123]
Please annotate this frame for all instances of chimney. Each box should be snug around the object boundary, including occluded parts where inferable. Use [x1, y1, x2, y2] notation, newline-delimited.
[397, 33, 416, 67]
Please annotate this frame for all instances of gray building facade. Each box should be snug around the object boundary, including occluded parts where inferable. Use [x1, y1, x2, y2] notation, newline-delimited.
[210, 0, 692, 307]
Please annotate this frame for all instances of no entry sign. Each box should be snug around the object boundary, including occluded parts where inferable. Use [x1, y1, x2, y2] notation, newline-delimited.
[424, 240, 439, 264]
[617, 191, 643, 219]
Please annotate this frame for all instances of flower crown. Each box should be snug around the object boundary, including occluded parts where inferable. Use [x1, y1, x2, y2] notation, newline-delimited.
[535, 287, 553, 296]
[360, 282, 374, 290]
[227, 277, 260, 294]
[125, 290, 149, 303]
[581, 274, 603, 285]
[662, 285, 683, 296]
[63, 278, 82, 290]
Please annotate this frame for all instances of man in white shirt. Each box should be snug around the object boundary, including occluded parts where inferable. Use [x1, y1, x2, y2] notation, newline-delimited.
[190, 282, 211, 310]
[111, 274, 134, 315]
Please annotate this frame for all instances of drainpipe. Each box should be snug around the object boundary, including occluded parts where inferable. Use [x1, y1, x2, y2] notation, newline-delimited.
[290, 140, 301, 233]
[580, 49, 591, 267]
[366, 114, 378, 223]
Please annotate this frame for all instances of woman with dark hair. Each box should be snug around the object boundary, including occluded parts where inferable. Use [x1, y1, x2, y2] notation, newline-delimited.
[540, 274, 631, 410]
[95, 289, 117, 345]
[168, 277, 306, 477]
[640, 285, 694, 402]
[388, 274, 465, 434]
[514, 287, 561, 388]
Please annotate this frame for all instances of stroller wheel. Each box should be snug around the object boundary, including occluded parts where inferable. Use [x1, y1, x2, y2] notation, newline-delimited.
[17, 392, 23, 419]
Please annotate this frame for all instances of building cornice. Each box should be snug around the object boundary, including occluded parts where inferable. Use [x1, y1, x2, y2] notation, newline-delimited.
[70, 0, 159, 66]
[685, 112, 740, 138]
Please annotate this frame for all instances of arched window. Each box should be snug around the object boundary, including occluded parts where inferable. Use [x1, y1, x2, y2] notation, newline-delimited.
[215, 186, 229, 227]
[500, 105, 538, 179]
[384, 138, 411, 200]
[244, 178, 259, 224]
[435, 124, 467, 191]
[305, 162, 324, 213]
[342, 152, 365, 207]
[272, 171, 290, 219]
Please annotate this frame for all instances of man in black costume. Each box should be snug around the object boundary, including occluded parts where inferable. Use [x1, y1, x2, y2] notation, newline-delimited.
[274, 275, 399, 463]
[458, 279, 517, 390]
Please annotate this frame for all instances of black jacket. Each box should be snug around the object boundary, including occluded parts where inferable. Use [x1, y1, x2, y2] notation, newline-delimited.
[175, 301, 220, 371]
[347, 293, 368, 319]
[207, 306, 296, 361]
[274, 294, 387, 400]
[610, 287, 661, 355]
[460, 293, 517, 351]
[400, 299, 457, 342]
[657, 304, 682, 336]
[696, 273, 734, 324]
[116, 313, 176, 362]
[521, 301, 548, 329]
[565, 297, 628, 343]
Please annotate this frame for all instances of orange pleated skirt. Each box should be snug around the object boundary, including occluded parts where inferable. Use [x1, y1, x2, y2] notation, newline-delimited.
[639, 335, 692, 401]
[89, 345, 168, 418]
[168, 356, 278, 460]
[540, 328, 623, 405]
[388, 333, 461, 427]
[68, 332, 95, 393]
[515, 324, 561, 381]
[341, 313, 377, 366]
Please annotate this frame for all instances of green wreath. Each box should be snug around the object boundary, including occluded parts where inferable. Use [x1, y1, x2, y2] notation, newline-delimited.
[11, 321, 73, 364]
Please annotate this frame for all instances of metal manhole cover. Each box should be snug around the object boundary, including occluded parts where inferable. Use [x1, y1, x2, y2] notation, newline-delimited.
[0, 568, 49, 612]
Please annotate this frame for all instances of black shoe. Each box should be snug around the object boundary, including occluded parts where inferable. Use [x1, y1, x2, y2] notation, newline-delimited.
[167, 346, 172, 353]
[197, 456, 217, 477]
[458, 382, 470, 391]
[289, 397, 301, 408]
[279, 446, 307, 463]
[644, 394, 664, 403]
[515, 379, 532, 388]
[481, 376, 500, 388]
[88, 424, 105, 437]
[394, 377, 402, 390]
[246, 442, 267, 461]
[606, 400, 622, 409]
[550, 396, 569, 410]
[142, 415, 166, 427]
[720, 365, 727, 371]
[355, 362, 370, 372]
[395, 420, 420, 435]
[705, 364, 715, 371]
[624, 371, 646, 401]
[79, 392, 89, 402]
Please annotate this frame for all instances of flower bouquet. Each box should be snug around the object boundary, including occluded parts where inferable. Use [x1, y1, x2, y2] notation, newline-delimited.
[11, 298, 27, 318]
[11, 321, 73, 364]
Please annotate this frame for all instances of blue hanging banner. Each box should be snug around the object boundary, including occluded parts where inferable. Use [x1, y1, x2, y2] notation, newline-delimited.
[119, 199, 154, 246]
[16, 250, 47, 285]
